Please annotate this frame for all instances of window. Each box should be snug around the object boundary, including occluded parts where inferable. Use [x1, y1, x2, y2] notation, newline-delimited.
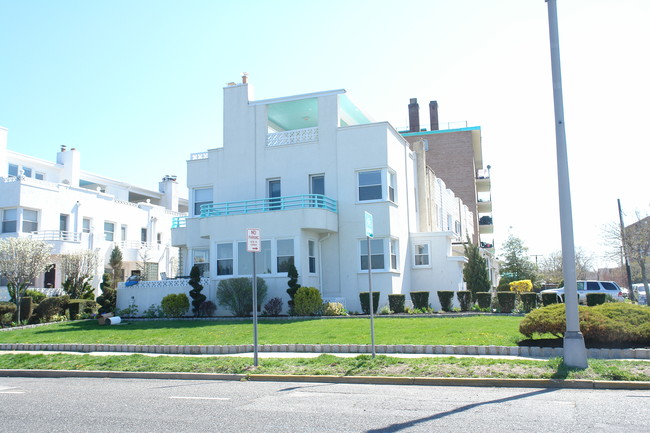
[22, 210, 38, 232]
[193, 249, 209, 276]
[120, 225, 127, 242]
[268, 179, 281, 210]
[388, 172, 396, 202]
[8, 164, 18, 177]
[104, 222, 115, 241]
[308, 240, 316, 274]
[23, 167, 32, 177]
[238, 241, 271, 275]
[82, 218, 91, 234]
[217, 243, 234, 276]
[310, 175, 324, 195]
[2, 209, 17, 233]
[157, 233, 162, 244]
[390, 239, 398, 271]
[277, 239, 294, 273]
[414, 243, 430, 267]
[358, 170, 382, 201]
[360, 238, 385, 271]
[35, 172, 44, 180]
[193, 188, 213, 216]
[141, 228, 147, 243]
[59, 214, 68, 232]
[447, 214, 453, 231]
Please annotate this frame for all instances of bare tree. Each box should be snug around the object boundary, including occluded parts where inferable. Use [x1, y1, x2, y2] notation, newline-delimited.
[60, 249, 99, 299]
[539, 249, 594, 284]
[0, 238, 52, 320]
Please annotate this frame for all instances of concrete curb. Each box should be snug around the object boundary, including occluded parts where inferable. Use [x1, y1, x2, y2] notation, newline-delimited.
[2, 369, 649, 390]
[1, 343, 648, 359]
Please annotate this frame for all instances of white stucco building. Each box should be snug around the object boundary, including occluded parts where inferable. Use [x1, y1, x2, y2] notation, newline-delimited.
[148, 81, 475, 314]
[0, 126, 188, 297]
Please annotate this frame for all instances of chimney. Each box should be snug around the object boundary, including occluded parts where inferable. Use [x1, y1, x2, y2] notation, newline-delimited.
[242, 72, 248, 84]
[408, 98, 420, 132]
[429, 101, 439, 131]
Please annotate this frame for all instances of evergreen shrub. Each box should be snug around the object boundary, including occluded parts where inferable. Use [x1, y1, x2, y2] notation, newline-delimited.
[25, 289, 46, 304]
[586, 293, 607, 306]
[509, 280, 533, 292]
[437, 291, 454, 312]
[161, 293, 190, 318]
[216, 277, 267, 317]
[520, 292, 538, 312]
[410, 291, 430, 310]
[541, 292, 558, 306]
[294, 287, 323, 316]
[457, 290, 472, 312]
[263, 297, 283, 316]
[0, 302, 17, 324]
[32, 295, 70, 323]
[388, 294, 405, 313]
[18, 297, 34, 322]
[359, 292, 380, 315]
[496, 291, 516, 313]
[476, 292, 492, 309]
[67, 299, 98, 319]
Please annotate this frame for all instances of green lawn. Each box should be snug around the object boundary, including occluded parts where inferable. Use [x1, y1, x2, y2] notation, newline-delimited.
[0, 316, 532, 346]
[0, 353, 648, 381]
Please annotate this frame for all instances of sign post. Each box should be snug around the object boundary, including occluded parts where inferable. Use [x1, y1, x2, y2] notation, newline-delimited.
[247, 228, 261, 366]
[364, 212, 376, 359]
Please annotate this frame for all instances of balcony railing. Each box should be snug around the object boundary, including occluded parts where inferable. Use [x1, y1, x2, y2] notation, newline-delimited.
[172, 217, 186, 228]
[267, 127, 318, 147]
[201, 194, 337, 217]
[119, 240, 162, 250]
[29, 230, 81, 242]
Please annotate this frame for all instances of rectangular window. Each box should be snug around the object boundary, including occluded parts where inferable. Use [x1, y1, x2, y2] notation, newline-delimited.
[217, 243, 234, 276]
[390, 239, 398, 271]
[238, 241, 271, 275]
[268, 179, 281, 210]
[193, 249, 210, 276]
[59, 214, 68, 232]
[35, 172, 44, 180]
[447, 214, 453, 231]
[8, 164, 18, 177]
[82, 218, 91, 234]
[157, 233, 162, 244]
[141, 228, 147, 243]
[308, 240, 316, 274]
[120, 225, 127, 241]
[2, 209, 17, 233]
[388, 172, 396, 202]
[193, 188, 213, 216]
[414, 243, 430, 267]
[277, 239, 294, 273]
[358, 170, 382, 201]
[104, 222, 115, 241]
[310, 174, 325, 195]
[22, 209, 38, 232]
[23, 167, 33, 178]
[360, 238, 384, 271]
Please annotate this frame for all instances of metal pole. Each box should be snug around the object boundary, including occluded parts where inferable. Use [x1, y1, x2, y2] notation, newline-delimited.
[367, 236, 376, 358]
[252, 252, 259, 367]
[617, 199, 635, 302]
[546, 0, 587, 368]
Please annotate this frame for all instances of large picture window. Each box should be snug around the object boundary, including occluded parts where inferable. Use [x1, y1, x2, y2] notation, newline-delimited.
[237, 241, 271, 275]
[216, 243, 233, 276]
[276, 239, 294, 273]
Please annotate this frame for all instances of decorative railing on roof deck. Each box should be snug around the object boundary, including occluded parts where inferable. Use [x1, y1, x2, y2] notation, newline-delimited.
[267, 127, 318, 147]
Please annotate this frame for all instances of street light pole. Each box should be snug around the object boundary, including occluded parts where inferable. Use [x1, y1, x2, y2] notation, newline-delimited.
[546, 0, 587, 368]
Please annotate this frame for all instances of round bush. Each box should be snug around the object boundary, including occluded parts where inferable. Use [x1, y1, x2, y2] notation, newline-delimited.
[25, 289, 46, 304]
[31, 295, 69, 323]
[294, 287, 323, 316]
[161, 293, 190, 318]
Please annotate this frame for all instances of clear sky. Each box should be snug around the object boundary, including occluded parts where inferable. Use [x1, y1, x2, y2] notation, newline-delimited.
[1, 0, 648, 267]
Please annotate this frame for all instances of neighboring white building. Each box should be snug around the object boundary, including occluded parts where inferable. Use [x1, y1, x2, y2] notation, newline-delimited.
[0, 126, 188, 297]
[124, 80, 475, 314]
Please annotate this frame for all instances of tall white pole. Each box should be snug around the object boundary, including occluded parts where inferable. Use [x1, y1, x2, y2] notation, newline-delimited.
[546, 0, 587, 368]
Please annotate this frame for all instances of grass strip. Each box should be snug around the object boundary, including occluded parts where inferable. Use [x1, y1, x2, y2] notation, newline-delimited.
[1, 353, 648, 382]
[0, 316, 536, 346]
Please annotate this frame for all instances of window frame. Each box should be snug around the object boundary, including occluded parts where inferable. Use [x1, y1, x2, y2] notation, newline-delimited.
[413, 242, 431, 268]
[216, 242, 234, 276]
[359, 238, 386, 271]
[82, 218, 91, 234]
[193, 249, 210, 277]
[22, 209, 38, 233]
[308, 240, 316, 274]
[193, 187, 213, 216]
[2, 208, 17, 233]
[276, 238, 294, 274]
[104, 221, 115, 241]
[237, 240, 271, 275]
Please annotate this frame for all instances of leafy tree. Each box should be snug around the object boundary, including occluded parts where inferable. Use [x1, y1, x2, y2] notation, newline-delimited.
[109, 245, 123, 289]
[499, 234, 539, 287]
[96, 273, 116, 314]
[60, 250, 98, 299]
[286, 264, 301, 310]
[463, 239, 491, 299]
[0, 238, 52, 321]
[188, 265, 206, 316]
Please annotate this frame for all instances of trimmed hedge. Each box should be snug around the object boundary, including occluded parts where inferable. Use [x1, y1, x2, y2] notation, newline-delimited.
[586, 293, 607, 306]
[388, 294, 405, 313]
[0, 302, 17, 323]
[31, 295, 69, 323]
[541, 292, 559, 306]
[476, 292, 492, 309]
[437, 291, 454, 312]
[67, 299, 98, 319]
[496, 291, 516, 313]
[359, 292, 380, 315]
[161, 293, 190, 318]
[520, 292, 538, 313]
[25, 289, 46, 304]
[410, 291, 430, 310]
[457, 291, 472, 312]
[294, 287, 323, 316]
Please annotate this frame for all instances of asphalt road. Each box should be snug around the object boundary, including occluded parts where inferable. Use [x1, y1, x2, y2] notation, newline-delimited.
[0, 377, 648, 432]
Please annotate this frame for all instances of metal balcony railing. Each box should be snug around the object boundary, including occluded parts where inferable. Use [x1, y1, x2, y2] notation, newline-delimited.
[29, 230, 81, 242]
[201, 194, 337, 217]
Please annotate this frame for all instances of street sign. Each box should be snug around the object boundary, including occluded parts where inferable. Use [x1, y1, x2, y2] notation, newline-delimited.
[364, 212, 373, 238]
[247, 228, 261, 252]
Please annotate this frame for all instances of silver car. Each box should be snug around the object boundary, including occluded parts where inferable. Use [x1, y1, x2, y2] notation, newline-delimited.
[541, 280, 626, 304]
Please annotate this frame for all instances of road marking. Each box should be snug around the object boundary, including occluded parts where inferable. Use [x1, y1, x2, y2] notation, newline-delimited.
[169, 396, 230, 401]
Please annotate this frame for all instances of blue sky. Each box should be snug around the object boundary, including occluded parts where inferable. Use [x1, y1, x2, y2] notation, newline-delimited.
[1, 0, 649, 266]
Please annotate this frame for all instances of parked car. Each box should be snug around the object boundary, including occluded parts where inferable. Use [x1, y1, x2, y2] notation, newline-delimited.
[632, 284, 648, 305]
[540, 280, 626, 304]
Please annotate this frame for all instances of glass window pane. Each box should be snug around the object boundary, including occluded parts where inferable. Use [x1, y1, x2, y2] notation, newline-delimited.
[23, 167, 32, 177]
[217, 243, 233, 259]
[194, 188, 212, 201]
[277, 239, 293, 256]
[359, 185, 382, 201]
[311, 175, 324, 195]
[359, 170, 381, 186]
[238, 242, 252, 275]
[3, 209, 16, 220]
[8, 164, 18, 177]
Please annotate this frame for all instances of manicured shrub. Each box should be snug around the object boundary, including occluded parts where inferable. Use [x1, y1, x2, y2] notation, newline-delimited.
[410, 291, 430, 310]
[0, 302, 17, 325]
[323, 302, 346, 316]
[216, 277, 268, 317]
[388, 294, 405, 314]
[509, 280, 533, 293]
[25, 289, 46, 304]
[67, 299, 98, 319]
[586, 293, 607, 306]
[496, 291, 516, 313]
[31, 295, 70, 323]
[198, 300, 217, 317]
[286, 264, 301, 310]
[263, 297, 283, 316]
[520, 292, 538, 313]
[17, 297, 34, 322]
[96, 273, 116, 314]
[437, 291, 454, 312]
[476, 292, 492, 309]
[541, 292, 558, 306]
[188, 265, 206, 316]
[359, 292, 380, 315]
[457, 291, 472, 312]
[161, 293, 190, 318]
[294, 287, 323, 316]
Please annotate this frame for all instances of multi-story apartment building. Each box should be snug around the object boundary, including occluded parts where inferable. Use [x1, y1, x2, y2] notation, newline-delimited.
[0, 126, 187, 297]
[154, 81, 476, 314]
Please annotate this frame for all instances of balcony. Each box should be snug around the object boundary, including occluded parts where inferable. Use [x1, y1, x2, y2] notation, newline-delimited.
[477, 199, 492, 213]
[479, 215, 493, 235]
[119, 240, 163, 250]
[29, 230, 81, 242]
[475, 175, 491, 193]
[201, 194, 337, 216]
[267, 127, 318, 147]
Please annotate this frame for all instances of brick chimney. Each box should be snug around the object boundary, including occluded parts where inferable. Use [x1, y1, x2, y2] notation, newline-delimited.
[408, 98, 420, 132]
[429, 101, 439, 131]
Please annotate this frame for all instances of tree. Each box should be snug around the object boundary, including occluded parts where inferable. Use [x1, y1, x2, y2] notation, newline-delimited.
[60, 249, 99, 299]
[109, 245, 123, 289]
[498, 234, 539, 287]
[538, 249, 594, 284]
[188, 265, 206, 316]
[96, 273, 116, 314]
[286, 264, 301, 310]
[463, 239, 491, 299]
[0, 237, 52, 321]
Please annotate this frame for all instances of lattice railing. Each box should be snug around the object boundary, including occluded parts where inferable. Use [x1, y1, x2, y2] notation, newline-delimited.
[267, 127, 318, 147]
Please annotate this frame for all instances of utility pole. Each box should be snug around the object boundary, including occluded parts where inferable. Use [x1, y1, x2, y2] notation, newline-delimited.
[617, 199, 635, 302]
[545, 0, 587, 368]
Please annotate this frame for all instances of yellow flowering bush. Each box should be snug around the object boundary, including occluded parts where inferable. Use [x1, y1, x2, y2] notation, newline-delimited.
[509, 279, 533, 293]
